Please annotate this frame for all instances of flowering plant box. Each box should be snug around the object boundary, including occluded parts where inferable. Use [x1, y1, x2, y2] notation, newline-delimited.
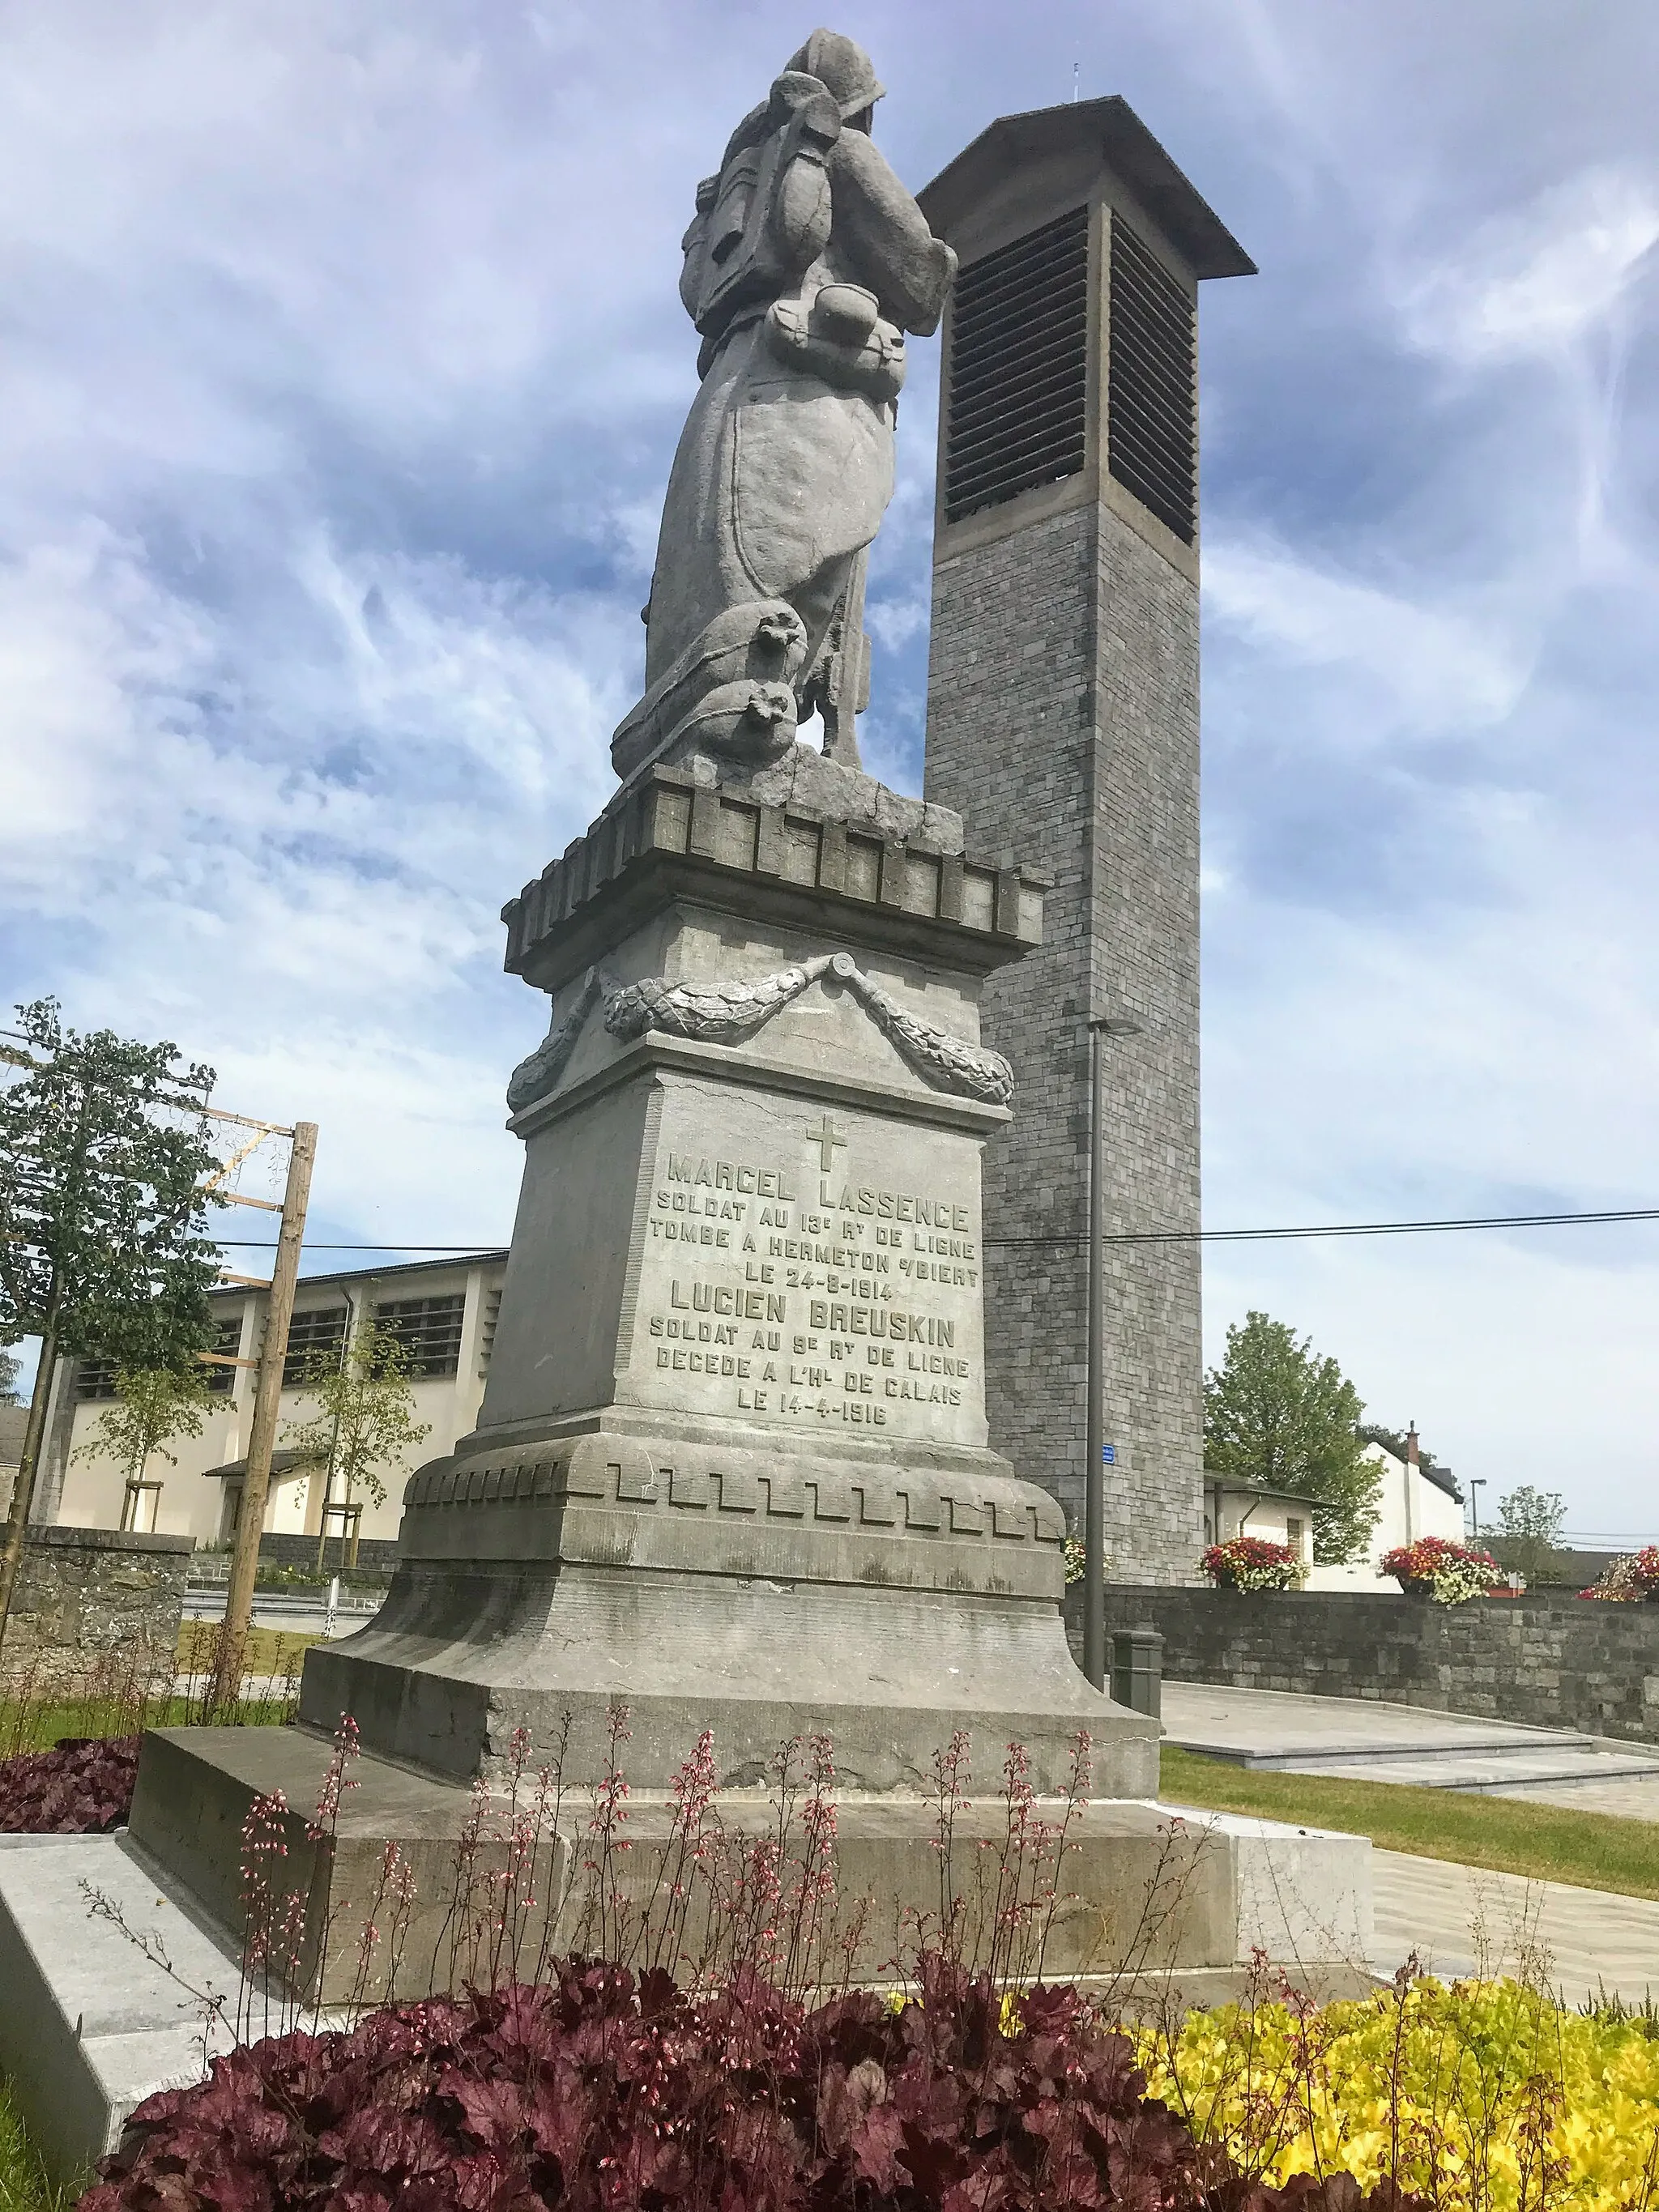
[1201, 1536, 1306, 1592]
[1381, 1536, 1503, 1605]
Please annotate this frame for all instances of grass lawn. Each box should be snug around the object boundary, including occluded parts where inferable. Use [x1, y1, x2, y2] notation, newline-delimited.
[2, 1686, 300, 1756]
[0, 1624, 316, 1757]
[0, 2075, 66, 2212]
[1162, 1744, 1659, 1901]
[174, 1621, 320, 1677]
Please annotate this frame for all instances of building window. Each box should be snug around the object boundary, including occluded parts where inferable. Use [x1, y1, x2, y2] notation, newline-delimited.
[78, 1318, 241, 1401]
[1286, 1517, 1304, 1553]
[203, 1317, 244, 1397]
[373, 1293, 466, 1379]
[283, 1306, 349, 1386]
[75, 1359, 119, 1403]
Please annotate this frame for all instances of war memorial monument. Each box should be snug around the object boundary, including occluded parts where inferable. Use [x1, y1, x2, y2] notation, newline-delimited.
[0, 34, 1367, 2172]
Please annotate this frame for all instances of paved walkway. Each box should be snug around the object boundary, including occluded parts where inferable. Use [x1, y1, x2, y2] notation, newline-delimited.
[1162, 1682, 1659, 1996]
[1371, 1848, 1659, 2001]
[1488, 1773, 1659, 1819]
[182, 1591, 382, 1636]
[1164, 1681, 1659, 1805]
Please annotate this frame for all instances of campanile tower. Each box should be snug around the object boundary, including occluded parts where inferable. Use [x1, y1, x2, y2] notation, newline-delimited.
[918, 100, 1253, 1579]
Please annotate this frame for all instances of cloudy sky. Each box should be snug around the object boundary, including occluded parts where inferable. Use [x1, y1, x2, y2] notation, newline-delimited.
[2, 1, 1656, 1541]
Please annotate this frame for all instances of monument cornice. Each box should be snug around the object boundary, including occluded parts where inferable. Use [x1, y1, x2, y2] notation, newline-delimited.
[502, 763, 1047, 994]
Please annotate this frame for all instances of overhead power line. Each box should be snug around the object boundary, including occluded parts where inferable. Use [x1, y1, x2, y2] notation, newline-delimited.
[208, 1202, 1659, 1255]
[986, 1204, 1659, 1248]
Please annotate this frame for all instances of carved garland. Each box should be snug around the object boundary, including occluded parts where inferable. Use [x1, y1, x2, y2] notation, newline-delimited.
[509, 953, 1013, 1112]
[505, 965, 608, 1112]
[821, 954, 1013, 1107]
[605, 957, 833, 1046]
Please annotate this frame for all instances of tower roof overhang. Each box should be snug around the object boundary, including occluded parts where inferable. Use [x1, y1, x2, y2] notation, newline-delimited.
[918, 94, 1256, 280]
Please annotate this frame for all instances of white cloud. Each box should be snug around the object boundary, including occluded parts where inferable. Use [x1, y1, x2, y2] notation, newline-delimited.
[0, 527, 220, 889]
[0, 525, 626, 910]
[1204, 538, 1528, 735]
[1401, 169, 1659, 367]
[1202, 784, 1659, 1529]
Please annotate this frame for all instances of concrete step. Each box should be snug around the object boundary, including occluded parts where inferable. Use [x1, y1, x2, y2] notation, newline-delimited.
[1302, 1749, 1659, 1793]
[1161, 1681, 1659, 1793]
[1175, 1733, 1611, 1771]
[0, 1832, 245, 2188]
[0, 1763, 1372, 2187]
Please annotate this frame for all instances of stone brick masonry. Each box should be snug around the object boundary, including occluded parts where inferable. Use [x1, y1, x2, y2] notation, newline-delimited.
[925, 497, 1203, 1581]
[2, 1527, 191, 1673]
[1085, 1585, 1659, 1745]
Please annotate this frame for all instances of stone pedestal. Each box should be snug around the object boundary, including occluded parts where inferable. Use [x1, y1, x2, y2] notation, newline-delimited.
[104, 752, 1371, 2036]
[297, 755, 1156, 1796]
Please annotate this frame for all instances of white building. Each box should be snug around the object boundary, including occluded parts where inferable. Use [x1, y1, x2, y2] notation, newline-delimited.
[1201, 1429, 1465, 1592]
[0, 1404, 27, 1520]
[33, 1251, 507, 1550]
[1305, 1430, 1466, 1592]
[1201, 1479, 1317, 1571]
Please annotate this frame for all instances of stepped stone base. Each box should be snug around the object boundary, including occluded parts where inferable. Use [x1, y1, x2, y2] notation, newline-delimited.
[297, 1428, 1157, 1796]
[124, 1724, 1371, 2008]
[0, 1788, 1374, 2189]
[292, 793, 1159, 1799]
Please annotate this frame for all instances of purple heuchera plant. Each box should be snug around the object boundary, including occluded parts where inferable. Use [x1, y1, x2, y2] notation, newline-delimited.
[84, 1957, 1411, 2212]
[0, 1733, 139, 1834]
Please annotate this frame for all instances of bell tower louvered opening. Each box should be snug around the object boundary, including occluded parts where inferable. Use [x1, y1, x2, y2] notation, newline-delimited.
[943, 205, 1090, 526]
[1107, 217, 1196, 543]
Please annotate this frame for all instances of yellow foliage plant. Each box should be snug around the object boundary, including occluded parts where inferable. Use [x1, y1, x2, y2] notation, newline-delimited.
[1137, 1975, 1659, 2212]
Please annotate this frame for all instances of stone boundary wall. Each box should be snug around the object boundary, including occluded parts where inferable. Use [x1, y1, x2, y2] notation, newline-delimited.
[4, 1528, 192, 1671]
[1066, 1584, 1659, 1745]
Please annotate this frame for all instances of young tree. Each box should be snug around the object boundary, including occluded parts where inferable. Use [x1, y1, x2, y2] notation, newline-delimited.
[1205, 1311, 1382, 1563]
[0, 1348, 20, 1404]
[281, 1319, 430, 1553]
[0, 999, 224, 1655]
[72, 1363, 216, 1530]
[1490, 1484, 1567, 1589]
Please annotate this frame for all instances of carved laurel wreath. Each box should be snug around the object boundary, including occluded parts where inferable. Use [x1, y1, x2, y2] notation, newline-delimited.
[508, 952, 1013, 1113]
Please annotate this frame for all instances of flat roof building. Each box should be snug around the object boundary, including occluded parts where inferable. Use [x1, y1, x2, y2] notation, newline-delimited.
[32, 1251, 507, 1550]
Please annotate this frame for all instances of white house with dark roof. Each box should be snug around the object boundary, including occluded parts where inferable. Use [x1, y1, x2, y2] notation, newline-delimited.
[1201, 1478, 1317, 1570]
[33, 1251, 507, 1549]
[1306, 1428, 1468, 1590]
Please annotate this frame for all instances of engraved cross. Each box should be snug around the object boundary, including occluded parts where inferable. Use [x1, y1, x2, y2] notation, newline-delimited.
[808, 1114, 848, 1174]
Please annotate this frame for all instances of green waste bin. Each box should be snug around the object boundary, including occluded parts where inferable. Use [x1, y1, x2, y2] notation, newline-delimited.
[1110, 1626, 1163, 1719]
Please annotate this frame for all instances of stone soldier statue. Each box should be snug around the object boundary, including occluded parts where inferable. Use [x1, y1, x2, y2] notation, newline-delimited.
[612, 30, 955, 784]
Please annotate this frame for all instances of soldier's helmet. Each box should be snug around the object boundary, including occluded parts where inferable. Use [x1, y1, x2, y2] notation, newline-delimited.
[784, 29, 885, 122]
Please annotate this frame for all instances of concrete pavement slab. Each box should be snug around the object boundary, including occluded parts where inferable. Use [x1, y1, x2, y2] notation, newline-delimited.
[1478, 1774, 1659, 1819]
[1370, 1848, 1659, 2002]
[0, 1832, 242, 2186]
[1163, 1681, 1659, 1791]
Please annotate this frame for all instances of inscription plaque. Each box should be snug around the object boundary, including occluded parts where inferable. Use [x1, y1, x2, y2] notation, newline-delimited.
[624, 1080, 987, 1449]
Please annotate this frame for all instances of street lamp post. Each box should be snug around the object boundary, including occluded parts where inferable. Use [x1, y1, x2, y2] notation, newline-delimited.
[1084, 1012, 1142, 1691]
[1468, 1477, 1486, 1545]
